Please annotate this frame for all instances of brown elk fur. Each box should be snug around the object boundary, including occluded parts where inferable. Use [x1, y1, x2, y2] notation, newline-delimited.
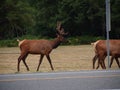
[92, 40, 120, 69]
[17, 22, 68, 72]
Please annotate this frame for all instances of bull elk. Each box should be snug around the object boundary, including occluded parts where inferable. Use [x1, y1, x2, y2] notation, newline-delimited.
[17, 22, 68, 72]
[92, 40, 120, 69]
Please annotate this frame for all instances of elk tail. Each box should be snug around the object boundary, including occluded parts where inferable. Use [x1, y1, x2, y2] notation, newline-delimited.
[17, 39, 20, 42]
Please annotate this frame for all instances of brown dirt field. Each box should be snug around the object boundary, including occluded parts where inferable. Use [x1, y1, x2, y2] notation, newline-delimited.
[0, 45, 119, 74]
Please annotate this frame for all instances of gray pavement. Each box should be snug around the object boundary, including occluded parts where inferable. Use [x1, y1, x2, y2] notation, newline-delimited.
[0, 70, 120, 90]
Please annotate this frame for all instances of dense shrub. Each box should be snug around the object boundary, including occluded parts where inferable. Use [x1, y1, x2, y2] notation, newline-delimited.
[67, 36, 104, 45]
[0, 39, 17, 47]
[0, 36, 104, 47]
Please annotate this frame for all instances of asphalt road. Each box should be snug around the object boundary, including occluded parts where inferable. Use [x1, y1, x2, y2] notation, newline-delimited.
[0, 70, 120, 90]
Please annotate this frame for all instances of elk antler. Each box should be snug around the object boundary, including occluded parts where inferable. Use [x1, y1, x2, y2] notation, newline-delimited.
[56, 21, 61, 31]
[56, 21, 68, 35]
[60, 28, 68, 35]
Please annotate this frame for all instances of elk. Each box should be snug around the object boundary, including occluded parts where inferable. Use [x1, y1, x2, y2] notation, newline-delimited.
[17, 22, 68, 72]
[92, 40, 120, 69]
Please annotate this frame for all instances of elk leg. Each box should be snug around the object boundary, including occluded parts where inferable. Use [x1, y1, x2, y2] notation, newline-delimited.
[97, 55, 107, 69]
[115, 57, 120, 68]
[46, 55, 54, 70]
[99, 57, 106, 69]
[96, 55, 104, 69]
[100, 55, 106, 69]
[92, 54, 98, 69]
[96, 59, 100, 69]
[22, 59, 29, 71]
[99, 60, 104, 69]
[37, 54, 44, 71]
[22, 54, 29, 71]
[101, 59, 106, 69]
[17, 55, 22, 72]
[102, 59, 106, 69]
[17, 52, 29, 72]
[96, 58, 101, 69]
[110, 56, 114, 68]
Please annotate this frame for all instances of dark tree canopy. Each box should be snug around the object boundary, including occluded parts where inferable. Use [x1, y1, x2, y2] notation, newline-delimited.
[0, 0, 120, 39]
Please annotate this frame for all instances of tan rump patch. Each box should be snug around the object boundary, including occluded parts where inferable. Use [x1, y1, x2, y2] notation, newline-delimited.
[92, 40, 100, 53]
[18, 39, 26, 47]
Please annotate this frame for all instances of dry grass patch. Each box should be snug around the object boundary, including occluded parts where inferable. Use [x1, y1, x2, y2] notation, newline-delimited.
[0, 45, 119, 74]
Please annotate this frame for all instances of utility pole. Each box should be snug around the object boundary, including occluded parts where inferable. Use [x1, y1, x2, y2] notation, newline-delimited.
[106, 0, 111, 68]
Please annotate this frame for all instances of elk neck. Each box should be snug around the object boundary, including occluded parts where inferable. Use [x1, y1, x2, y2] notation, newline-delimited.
[51, 38, 62, 49]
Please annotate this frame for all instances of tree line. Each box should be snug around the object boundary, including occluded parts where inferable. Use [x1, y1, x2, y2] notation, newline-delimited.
[0, 0, 120, 40]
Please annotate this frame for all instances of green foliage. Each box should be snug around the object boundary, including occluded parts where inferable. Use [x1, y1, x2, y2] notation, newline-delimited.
[0, 0, 36, 39]
[79, 36, 104, 44]
[0, 36, 104, 47]
[0, 39, 17, 47]
[67, 36, 104, 45]
[0, 35, 38, 47]
[0, 0, 120, 41]
[18, 35, 39, 40]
